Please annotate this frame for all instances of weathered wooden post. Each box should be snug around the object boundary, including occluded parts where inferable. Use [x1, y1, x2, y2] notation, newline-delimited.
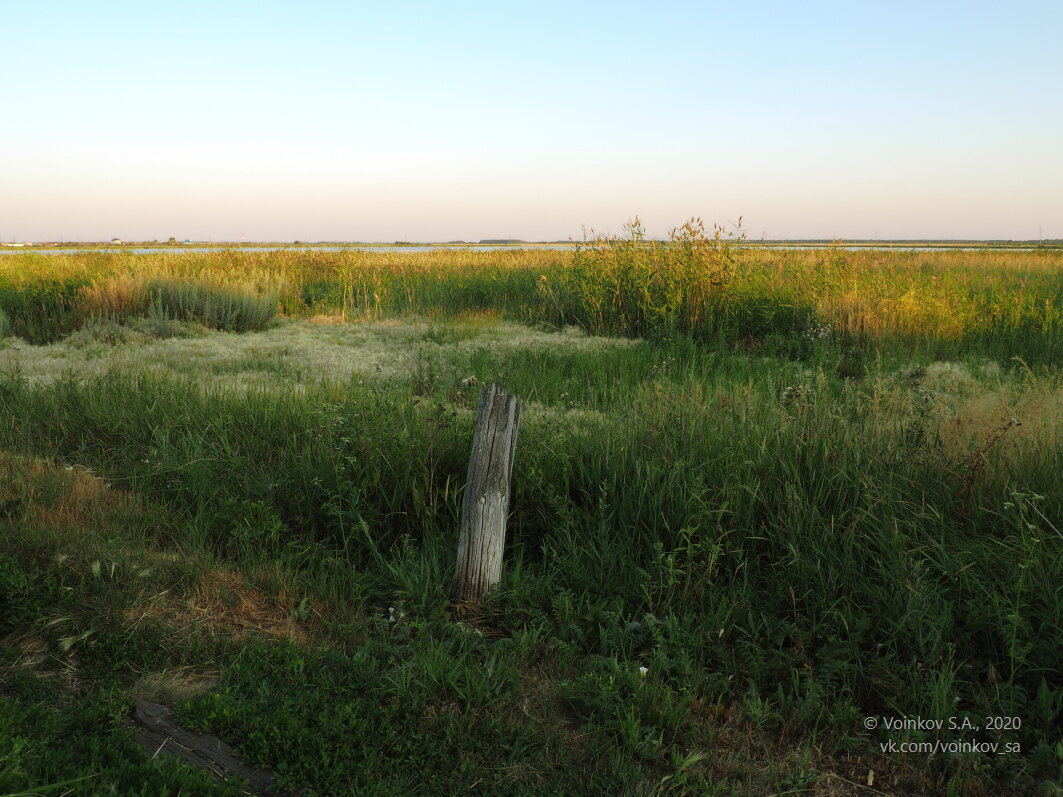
[452, 384, 520, 604]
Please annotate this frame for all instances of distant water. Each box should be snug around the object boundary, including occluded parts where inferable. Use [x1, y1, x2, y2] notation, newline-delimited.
[0, 244, 576, 255]
[0, 244, 1050, 256]
[761, 245, 1047, 252]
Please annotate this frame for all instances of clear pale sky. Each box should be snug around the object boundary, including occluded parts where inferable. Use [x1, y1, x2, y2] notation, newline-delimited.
[2, 1, 1060, 242]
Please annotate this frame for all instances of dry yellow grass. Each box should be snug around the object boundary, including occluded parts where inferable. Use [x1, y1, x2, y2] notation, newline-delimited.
[75, 274, 150, 321]
[125, 568, 320, 646]
[0, 452, 131, 528]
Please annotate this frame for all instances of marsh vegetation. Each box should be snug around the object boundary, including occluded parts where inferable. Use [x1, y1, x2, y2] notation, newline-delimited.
[1, 226, 1062, 794]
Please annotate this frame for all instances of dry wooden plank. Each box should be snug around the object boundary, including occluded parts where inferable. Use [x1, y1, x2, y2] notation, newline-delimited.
[130, 698, 293, 795]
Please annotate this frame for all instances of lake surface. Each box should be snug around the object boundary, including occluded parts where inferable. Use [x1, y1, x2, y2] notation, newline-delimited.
[0, 245, 576, 255]
[0, 244, 1051, 255]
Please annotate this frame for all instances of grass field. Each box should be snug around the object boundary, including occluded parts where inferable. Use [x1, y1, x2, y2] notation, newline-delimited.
[1, 228, 1062, 794]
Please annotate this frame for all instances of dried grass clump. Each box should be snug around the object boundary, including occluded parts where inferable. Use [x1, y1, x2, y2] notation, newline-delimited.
[75, 275, 150, 323]
[130, 667, 222, 704]
[127, 569, 319, 645]
[0, 453, 130, 528]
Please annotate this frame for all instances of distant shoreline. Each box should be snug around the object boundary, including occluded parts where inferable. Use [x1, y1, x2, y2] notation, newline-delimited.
[4, 239, 1060, 251]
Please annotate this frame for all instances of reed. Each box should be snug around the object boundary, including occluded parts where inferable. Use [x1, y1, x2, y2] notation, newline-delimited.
[2, 243, 1060, 361]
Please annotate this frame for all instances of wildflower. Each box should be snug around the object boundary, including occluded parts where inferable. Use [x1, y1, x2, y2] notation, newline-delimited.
[638, 666, 649, 677]
[461, 376, 479, 387]
[804, 322, 833, 341]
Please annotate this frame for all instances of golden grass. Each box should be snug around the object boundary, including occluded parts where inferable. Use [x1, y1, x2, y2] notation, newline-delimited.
[2, 245, 1061, 346]
[75, 274, 150, 322]
[130, 667, 222, 705]
[0, 452, 131, 529]
[125, 568, 320, 646]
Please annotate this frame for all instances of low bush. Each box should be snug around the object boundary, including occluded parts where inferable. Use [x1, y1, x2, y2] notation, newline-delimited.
[0, 277, 88, 343]
[149, 280, 278, 332]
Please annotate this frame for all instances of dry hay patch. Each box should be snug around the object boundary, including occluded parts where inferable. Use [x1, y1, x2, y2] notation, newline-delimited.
[130, 666, 222, 704]
[934, 375, 1063, 465]
[936, 394, 1021, 463]
[307, 312, 348, 325]
[0, 452, 132, 528]
[1, 632, 49, 670]
[127, 568, 319, 645]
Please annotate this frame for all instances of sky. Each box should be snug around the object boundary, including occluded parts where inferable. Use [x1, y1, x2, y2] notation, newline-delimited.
[2, 1, 1061, 242]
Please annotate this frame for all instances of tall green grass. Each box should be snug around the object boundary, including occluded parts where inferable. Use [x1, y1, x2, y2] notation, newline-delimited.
[148, 280, 277, 332]
[537, 218, 742, 338]
[2, 241, 1061, 362]
[0, 342, 1059, 768]
[1, 235, 1062, 790]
